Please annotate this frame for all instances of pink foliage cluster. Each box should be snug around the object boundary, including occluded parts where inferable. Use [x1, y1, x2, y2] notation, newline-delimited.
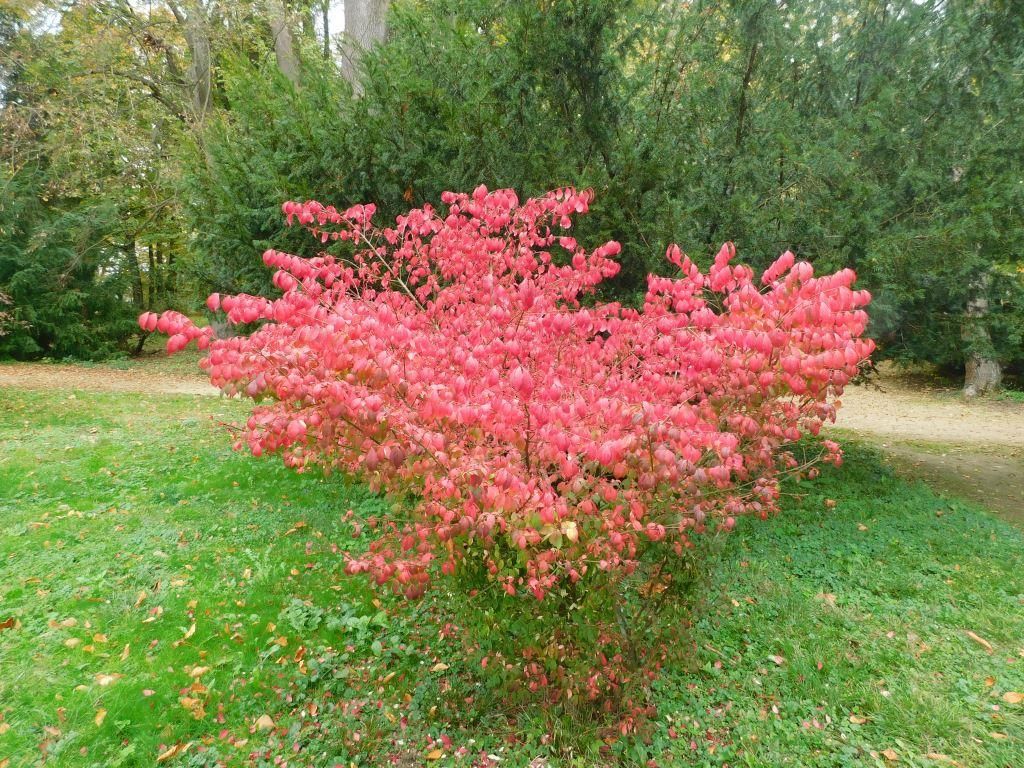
[141, 186, 873, 604]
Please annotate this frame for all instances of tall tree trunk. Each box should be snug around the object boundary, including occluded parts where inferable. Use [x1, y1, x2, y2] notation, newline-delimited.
[269, 0, 302, 86]
[167, 1, 212, 120]
[322, 0, 331, 60]
[962, 270, 1002, 397]
[148, 244, 157, 307]
[341, 0, 390, 92]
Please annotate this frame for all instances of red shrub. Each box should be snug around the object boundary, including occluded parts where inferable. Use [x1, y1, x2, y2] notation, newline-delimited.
[143, 185, 871, 604]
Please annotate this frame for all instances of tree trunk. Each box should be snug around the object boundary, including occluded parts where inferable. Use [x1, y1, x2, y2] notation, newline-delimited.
[341, 0, 390, 92]
[322, 0, 331, 60]
[269, 0, 302, 86]
[168, 2, 212, 120]
[148, 244, 157, 307]
[125, 240, 144, 308]
[962, 271, 1002, 397]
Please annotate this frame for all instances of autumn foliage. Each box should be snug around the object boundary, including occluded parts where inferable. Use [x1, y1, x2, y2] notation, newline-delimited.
[142, 186, 872, 705]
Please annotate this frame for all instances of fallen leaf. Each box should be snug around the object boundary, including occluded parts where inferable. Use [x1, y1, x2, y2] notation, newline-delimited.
[64, 638, 82, 648]
[989, 732, 1008, 740]
[94, 673, 122, 687]
[92, 633, 108, 643]
[94, 708, 107, 726]
[768, 655, 786, 666]
[120, 643, 130, 661]
[966, 631, 994, 653]
[881, 748, 899, 761]
[431, 663, 450, 672]
[426, 749, 444, 760]
[0, 722, 10, 734]
[183, 623, 196, 639]
[156, 742, 192, 763]
[849, 714, 868, 725]
[1001, 691, 1022, 704]
[179, 697, 206, 720]
[190, 666, 210, 678]
[857, 523, 868, 532]
[254, 714, 275, 731]
[0, 617, 17, 631]
[142, 689, 155, 697]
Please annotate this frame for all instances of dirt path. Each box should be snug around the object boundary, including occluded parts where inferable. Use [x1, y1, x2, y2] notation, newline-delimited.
[831, 375, 1024, 523]
[2, 360, 1021, 521]
[0, 361, 217, 396]
[834, 383, 1024, 446]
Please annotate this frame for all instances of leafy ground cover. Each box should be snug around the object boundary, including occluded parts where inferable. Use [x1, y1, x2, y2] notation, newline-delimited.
[1, 386, 1022, 767]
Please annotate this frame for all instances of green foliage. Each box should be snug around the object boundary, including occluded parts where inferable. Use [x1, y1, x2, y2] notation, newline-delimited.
[0, 167, 139, 359]
[3, 0, 1023, 372]
[181, 55, 354, 296]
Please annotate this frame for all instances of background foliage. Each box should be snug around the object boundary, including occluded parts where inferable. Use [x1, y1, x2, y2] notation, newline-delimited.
[1, 0, 1022, 378]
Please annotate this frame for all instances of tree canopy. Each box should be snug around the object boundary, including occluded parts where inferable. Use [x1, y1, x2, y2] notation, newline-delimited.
[1, 0, 1021, 388]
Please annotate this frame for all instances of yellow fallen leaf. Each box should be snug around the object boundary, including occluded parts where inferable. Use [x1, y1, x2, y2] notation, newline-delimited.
[183, 623, 196, 639]
[431, 663, 450, 672]
[255, 714, 275, 731]
[60, 617, 77, 628]
[857, 524, 868, 532]
[120, 643, 130, 661]
[849, 714, 868, 725]
[990, 732, 1008, 740]
[156, 742, 192, 763]
[881, 748, 899, 761]
[1001, 691, 1022, 704]
[92, 633, 108, 643]
[768, 655, 786, 666]
[984, 676, 996, 687]
[966, 631, 993, 652]
[426, 749, 444, 760]
[64, 638, 81, 648]
[0, 758, 8, 768]
[0, 722, 10, 735]
[190, 666, 210, 678]
[95, 673, 121, 687]
[94, 708, 107, 726]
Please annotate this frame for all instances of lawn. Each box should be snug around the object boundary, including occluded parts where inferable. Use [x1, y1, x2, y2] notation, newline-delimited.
[1, 386, 1022, 767]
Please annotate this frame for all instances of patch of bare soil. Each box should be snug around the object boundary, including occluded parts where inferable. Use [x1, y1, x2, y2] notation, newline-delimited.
[0, 362, 217, 396]
[832, 370, 1024, 524]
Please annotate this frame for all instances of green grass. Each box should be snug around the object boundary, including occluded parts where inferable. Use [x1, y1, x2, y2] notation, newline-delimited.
[1, 387, 1022, 767]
